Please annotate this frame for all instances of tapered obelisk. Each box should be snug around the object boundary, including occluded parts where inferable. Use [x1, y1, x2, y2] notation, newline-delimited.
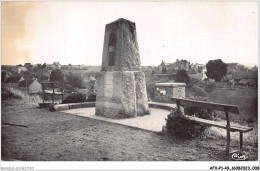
[95, 18, 149, 118]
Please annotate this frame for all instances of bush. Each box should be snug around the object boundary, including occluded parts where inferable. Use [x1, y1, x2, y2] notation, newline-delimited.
[86, 92, 96, 102]
[204, 83, 216, 93]
[49, 103, 55, 112]
[66, 73, 84, 89]
[166, 96, 215, 139]
[63, 93, 87, 104]
[175, 69, 190, 84]
[185, 96, 214, 120]
[166, 109, 207, 139]
[50, 69, 64, 83]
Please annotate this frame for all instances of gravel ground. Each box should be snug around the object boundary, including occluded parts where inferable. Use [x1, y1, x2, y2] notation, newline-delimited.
[1, 100, 258, 161]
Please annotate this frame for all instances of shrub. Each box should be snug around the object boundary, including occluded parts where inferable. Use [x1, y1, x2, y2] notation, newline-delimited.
[49, 103, 55, 112]
[86, 92, 96, 102]
[63, 93, 87, 103]
[204, 83, 216, 93]
[66, 73, 84, 89]
[175, 69, 190, 84]
[50, 69, 64, 83]
[166, 96, 215, 139]
[185, 96, 214, 120]
[166, 109, 207, 139]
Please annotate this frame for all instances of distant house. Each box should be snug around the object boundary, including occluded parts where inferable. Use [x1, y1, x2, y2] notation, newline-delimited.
[18, 76, 25, 82]
[187, 66, 207, 81]
[53, 62, 62, 70]
[251, 66, 258, 72]
[176, 59, 190, 71]
[158, 60, 174, 73]
[46, 62, 62, 70]
[1, 70, 12, 82]
[24, 63, 32, 69]
[158, 59, 202, 74]
[29, 79, 42, 93]
[188, 69, 202, 80]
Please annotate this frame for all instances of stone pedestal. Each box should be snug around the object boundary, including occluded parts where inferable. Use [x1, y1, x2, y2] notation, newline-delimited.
[95, 18, 149, 118]
[95, 71, 149, 118]
[154, 83, 186, 102]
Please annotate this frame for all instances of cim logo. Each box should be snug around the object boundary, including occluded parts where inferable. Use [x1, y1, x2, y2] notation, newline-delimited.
[231, 151, 249, 161]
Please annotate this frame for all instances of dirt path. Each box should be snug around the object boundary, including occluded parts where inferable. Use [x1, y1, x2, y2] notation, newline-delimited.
[1, 101, 258, 161]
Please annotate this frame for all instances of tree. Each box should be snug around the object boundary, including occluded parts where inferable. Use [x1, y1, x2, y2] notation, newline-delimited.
[175, 69, 190, 84]
[50, 69, 64, 83]
[206, 59, 227, 82]
[66, 73, 84, 89]
[23, 71, 33, 82]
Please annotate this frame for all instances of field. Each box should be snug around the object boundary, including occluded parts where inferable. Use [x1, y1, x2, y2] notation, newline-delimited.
[207, 85, 257, 121]
[61, 66, 100, 75]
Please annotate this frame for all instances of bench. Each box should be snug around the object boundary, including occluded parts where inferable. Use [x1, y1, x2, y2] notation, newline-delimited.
[171, 97, 253, 155]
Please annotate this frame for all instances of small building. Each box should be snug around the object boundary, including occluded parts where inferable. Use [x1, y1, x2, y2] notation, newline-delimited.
[188, 69, 202, 80]
[251, 66, 258, 72]
[53, 62, 62, 70]
[158, 60, 174, 73]
[1, 70, 12, 82]
[29, 79, 42, 94]
[24, 63, 32, 69]
[46, 62, 62, 70]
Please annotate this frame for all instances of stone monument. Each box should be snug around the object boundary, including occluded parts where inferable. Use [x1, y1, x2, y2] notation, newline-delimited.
[95, 18, 149, 118]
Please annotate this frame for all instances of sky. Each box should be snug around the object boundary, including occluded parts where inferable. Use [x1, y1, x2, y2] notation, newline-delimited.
[1, 1, 258, 66]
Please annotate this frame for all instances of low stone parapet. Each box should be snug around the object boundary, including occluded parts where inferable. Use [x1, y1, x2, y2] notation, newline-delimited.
[54, 102, 95, 111]
[154, 82, 186, 103]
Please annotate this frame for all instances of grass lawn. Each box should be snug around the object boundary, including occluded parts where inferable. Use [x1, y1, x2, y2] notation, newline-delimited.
[207, 84, 258, 122]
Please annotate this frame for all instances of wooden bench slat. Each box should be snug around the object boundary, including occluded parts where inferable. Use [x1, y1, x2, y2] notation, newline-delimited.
[187, 116, 253, 133]
[171, 98, 239, 114]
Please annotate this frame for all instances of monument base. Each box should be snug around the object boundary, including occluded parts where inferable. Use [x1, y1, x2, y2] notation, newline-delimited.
[95, 71, 149, 118]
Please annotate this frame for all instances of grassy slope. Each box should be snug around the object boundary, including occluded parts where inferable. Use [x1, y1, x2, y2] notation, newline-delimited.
[207, 83, 258, 121]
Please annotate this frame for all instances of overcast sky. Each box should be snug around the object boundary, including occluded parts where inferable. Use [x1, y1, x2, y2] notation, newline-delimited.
[1, 1, 258, 66]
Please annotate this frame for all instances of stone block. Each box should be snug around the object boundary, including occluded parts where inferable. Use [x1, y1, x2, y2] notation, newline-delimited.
[155, 83, 186, 102]
[68, 103, 82, 109]
[81, 102, 95, 108]
[54, 104, 69, 111]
